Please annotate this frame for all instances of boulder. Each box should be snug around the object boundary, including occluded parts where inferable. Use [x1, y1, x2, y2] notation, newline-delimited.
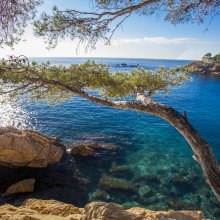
[89, 189, 110, 201]
[70, 141, 118, 157]
[110, 163, 134, 179]
[70, 143, 94, 157]
[84, 202, 140, 220]
[138, 185, 153, 197]
[0, 127, 64, 167]
[4, 178, 35, 195]
[99, 175, 136, 193]
[0, 199, 206, 220]
[127, 207, 205, 220]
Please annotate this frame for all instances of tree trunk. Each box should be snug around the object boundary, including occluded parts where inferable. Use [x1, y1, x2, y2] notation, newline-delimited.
[17, 78, 220, 201]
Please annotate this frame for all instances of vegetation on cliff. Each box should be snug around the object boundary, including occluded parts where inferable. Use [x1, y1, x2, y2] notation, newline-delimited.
[184, 53, 220, 75]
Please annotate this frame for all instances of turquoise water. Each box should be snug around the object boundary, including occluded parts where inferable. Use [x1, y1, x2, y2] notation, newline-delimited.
[0, 58, 220, 219]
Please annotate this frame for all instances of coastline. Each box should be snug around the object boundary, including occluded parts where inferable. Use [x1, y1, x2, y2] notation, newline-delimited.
[183, 60, 220, 75]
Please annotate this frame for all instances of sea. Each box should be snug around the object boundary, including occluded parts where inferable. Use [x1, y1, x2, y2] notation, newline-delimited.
[0, 57, 220, 219]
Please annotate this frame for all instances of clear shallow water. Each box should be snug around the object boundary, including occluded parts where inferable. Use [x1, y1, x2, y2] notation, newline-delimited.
[0, 58, 220, 219]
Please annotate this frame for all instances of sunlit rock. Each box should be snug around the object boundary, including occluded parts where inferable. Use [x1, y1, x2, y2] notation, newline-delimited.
[0, 127, 64, 167]
[127, 207, 205, 220]
[0, 199, 206, 220]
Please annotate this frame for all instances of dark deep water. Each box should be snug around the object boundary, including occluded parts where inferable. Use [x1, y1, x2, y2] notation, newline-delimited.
[0, 58, 220, 219]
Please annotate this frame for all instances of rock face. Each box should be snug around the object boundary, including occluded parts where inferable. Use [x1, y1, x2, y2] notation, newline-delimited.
[0, 127, 64, 167]
[4, 178, 35, 195]
[0, 199, 84, 220]
[23, 199, 84, 217]
[0, 199, 206, 220]
[70, 141, 118, 157]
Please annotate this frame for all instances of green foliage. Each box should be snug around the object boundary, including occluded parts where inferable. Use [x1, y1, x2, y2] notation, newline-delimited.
[204, 53, 212, 57]
[0, 58, 189, 104]
[203, 52, 220, 62]
[33, 0, 220, 49]
[214, 53, 220, 62]
[0, 0, 42, 47]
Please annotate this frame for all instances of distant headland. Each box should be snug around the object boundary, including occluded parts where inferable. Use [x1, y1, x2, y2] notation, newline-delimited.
[184, 53, 220, 75]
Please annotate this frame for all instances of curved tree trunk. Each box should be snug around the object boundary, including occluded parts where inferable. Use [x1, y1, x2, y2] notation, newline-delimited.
[18, 78, 220, 201]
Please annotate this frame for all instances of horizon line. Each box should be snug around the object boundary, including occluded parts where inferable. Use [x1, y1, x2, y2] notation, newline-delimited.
[27, 56, 196, 61]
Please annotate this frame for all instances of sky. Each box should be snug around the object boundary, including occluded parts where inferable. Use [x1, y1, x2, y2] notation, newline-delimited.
[1, 0, 220, 60]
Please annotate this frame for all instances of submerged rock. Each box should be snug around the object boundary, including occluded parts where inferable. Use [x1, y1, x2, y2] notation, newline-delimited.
[0, 199, 206, 220]
[110, 163, 134, 179]
[172, 176, 194, 191]
[0, 127, 64, 168]
[138, 185, 153, 197]
[99, 175, 136, 193]
[134, 175, 160, 186]
[89, 189, 110, 201]
[70, 141, 118, 157]
[70, 143, 94, 157]
[4, 178, 35, 195]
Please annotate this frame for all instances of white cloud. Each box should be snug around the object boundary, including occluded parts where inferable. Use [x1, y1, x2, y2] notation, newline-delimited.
[113, 36, 219, 46]
[0, 28, 220, 60]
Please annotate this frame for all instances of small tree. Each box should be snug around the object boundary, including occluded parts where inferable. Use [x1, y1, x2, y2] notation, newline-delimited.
[214, 53, 220, 62]
[204, 53, 212, 57]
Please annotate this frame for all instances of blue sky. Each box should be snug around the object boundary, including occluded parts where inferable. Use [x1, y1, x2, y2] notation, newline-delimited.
[1, 0, 220, 60]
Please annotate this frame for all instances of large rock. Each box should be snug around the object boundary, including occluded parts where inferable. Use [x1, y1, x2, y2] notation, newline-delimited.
[0, 199, 84, 220]
[0, 127, 64, 167]
[127, 207, 205, 220]
[84, 202, 139, 220]
[4, 178, 35, 195]
[0, 199, 206, 220]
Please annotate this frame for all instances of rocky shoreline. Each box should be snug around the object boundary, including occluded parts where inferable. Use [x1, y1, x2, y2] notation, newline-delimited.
[0, 198, 205, 220]
[0, 126, 209, 219]
[183, 60, 220, 75]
